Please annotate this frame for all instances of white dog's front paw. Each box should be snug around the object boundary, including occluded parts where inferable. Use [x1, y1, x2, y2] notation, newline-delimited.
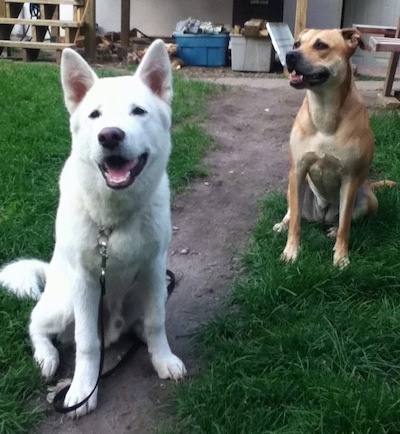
[152, 353, 187, 381]
[64, 380, 98, 418]
[327, 226, 338, 239]
[34, 344, 59, 378]
[273, 221, 288, 233]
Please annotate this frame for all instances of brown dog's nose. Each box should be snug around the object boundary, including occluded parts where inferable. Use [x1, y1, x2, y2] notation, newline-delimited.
[286, 50, 301, 70]
[98, 127, 125, 150]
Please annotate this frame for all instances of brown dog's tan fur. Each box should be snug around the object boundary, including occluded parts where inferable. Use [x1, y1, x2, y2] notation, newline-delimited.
[274, 28, 380, 268]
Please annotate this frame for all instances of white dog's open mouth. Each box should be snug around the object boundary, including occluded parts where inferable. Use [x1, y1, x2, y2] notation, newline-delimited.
[99, 153, 148, 189]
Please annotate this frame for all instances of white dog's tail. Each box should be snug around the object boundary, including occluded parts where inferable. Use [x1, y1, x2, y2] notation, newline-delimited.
[0, 259, 49, 300]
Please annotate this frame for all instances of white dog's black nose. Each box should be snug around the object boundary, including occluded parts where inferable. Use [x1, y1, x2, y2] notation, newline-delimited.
[98, 127, 125, 150]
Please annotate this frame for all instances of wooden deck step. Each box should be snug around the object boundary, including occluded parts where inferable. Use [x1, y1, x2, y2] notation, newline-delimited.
[0, 18, 82, 27]
[5, 0, 83, 5]
[0, 39, 74, 50]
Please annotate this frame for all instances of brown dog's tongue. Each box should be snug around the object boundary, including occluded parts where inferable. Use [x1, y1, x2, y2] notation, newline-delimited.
[289, 71, 303, 84]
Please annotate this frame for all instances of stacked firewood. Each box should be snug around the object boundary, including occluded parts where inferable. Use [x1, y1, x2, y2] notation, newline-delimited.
[233, 18, 269, 37]
[94, 29, 183, 68]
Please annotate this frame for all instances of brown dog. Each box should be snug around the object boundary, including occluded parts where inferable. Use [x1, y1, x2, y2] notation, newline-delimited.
[274, 28, 386, 268]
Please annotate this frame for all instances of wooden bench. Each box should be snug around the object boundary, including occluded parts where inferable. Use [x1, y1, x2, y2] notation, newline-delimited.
[361, 18, 400, 99]
[353, 23, 396, 38]
[369, 36, 400, 53]
[353, 21, 400, 100]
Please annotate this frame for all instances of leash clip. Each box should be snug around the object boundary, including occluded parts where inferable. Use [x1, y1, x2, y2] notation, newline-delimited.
[97, 226, 113, 257]
[97, 226, 113, 295]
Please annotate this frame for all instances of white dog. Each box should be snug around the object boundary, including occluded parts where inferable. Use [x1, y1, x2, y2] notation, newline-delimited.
[0, 40, 186, 418]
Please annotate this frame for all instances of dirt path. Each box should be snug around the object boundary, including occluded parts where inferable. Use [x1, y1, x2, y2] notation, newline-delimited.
[37, 77, 383, 434]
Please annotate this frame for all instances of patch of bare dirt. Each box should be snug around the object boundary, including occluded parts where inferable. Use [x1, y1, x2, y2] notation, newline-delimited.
[36, 75, 382, 434]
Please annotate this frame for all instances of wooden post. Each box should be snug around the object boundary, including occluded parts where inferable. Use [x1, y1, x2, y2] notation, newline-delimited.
[84, 0, 96, 62]
[121, 0, 130, 49]
[50, 5, 60, 40]
[383, 16, 400, 97]
[294, 0, 307, 39]
[0, 0, 6, 53]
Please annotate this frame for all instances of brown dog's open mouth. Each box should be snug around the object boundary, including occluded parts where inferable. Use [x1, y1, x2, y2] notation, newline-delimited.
[99, 153, 148, 189]
[289, 69, 330, 89]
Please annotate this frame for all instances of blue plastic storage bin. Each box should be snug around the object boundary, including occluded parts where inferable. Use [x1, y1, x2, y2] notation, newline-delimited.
[173, 34, 229, 67]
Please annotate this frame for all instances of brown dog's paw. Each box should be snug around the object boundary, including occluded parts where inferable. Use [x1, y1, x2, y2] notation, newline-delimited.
[333, 253, 350, 269]
[281, 245, 298, 263]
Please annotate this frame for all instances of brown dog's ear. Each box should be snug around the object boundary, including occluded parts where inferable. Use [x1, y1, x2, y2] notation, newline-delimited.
[341, 28, 371, 52]
[293, 28, 310, 48]
[298, 28, 310, 38]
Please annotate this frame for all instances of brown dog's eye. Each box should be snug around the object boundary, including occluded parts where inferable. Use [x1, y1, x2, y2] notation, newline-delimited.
[314, 40, 329, 50]
[293, 41, 300, 49]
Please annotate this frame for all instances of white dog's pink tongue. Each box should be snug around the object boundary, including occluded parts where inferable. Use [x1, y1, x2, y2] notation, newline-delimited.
[107, 160, 135, 183]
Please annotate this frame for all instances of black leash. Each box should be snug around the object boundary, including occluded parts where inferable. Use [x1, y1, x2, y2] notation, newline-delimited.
[53, 268, 175, 413]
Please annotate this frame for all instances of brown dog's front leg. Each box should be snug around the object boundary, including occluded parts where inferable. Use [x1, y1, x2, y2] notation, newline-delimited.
[333, 179, 359, 268]
[281, 168, 306, 263]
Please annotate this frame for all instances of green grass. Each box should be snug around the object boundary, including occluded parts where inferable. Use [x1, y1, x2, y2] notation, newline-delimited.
[0, 61, 217, 433]
[170, 78, 218, 192]
[355, 74, 385, 82]
[171, 111, 400, 434]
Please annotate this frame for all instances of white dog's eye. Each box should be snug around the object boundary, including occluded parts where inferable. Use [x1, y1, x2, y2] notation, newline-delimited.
[89, 109, 101, 119]
[131, 106, 147, 116]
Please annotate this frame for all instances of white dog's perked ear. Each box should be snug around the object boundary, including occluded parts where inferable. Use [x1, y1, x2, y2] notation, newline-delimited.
[136, 39, 173, 105]
[60, 48, 98, 114]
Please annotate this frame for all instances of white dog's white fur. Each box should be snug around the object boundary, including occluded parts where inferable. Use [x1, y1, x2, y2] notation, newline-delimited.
[0, 40, 186, 418]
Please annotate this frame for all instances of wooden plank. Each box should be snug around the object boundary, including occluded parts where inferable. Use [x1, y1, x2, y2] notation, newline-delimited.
[0, 18, 82, 27]
[0, 39, 74, 49]
[5, 0, 83, 5]
[64, 27, 78, 43]
[121, 0, 130, 49]
[369, 36, 400, 52]
[294, 0, 307, 39]
[50, 4, 59, 39]
[353, 24, 396, 37]
[84, 0, 96, 62]
[31, 25, 37, 42]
